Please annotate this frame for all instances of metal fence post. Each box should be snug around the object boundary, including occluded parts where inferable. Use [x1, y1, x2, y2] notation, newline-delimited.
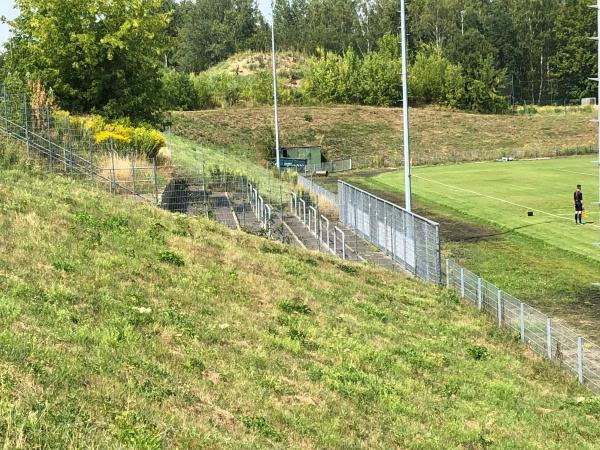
[66, 118, 74, 173]
[88, 136, 94, 182]
[546, 318, 552, 359]
[2, 85, 8, 133]
[520, 303, 525, 343]
[460, 268, 465, 297]
[131, 157, 137, 195]
[23, 93, 30, 158]
[577, 337, 584, 384]
[46, 107, 53, 169]
[497, 290, 503, 327]
[477, 278, 483, 311]
[445, 259, 450, 288]
[110, 138, 117, 194]
[152, 157, 159, 204]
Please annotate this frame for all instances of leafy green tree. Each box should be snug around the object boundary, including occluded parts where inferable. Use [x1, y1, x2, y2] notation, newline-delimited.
[410, 44, 463, 105]
[446, 29, 497, 76]
[551, 0, 597, 101]
[175, 0, 266, 72]
[359, 33, 402, 106]
[463, 56, 509, 113]
[161, 69, 199, 110]
[5, 0, 171, 124]
[304, 0, 364, 55]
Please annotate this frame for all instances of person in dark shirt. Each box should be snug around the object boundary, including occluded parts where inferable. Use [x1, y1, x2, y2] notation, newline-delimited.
[574, 184, 583, 224]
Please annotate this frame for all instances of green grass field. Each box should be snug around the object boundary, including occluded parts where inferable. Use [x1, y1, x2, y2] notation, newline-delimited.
[3, 140, 600, 447]
[345, 156, 600, 340]
[368, 156, 599, 261]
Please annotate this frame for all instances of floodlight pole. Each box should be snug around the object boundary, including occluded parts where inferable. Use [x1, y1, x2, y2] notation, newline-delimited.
[597, 1, 600, 240]
[592, 1, 600, 251]
[270, 0, 281, 172]
[400, 0, 412, 212]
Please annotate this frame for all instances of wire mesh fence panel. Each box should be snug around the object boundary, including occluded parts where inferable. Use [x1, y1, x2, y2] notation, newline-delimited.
[445, 258, 600, 393]
[582, 341, 600, 393]
[338, 181, 441, 284]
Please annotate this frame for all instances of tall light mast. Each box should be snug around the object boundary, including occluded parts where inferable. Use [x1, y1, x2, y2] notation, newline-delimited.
[400, 0, 412, 211]
[270, 0, 281, 171]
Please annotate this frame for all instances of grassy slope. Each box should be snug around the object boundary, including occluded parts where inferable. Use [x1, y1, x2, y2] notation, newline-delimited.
[171, 106, 595, 166]
[167, 134, 294, 193]
[1, 158, 600, 447]
[204, 51, 306, 78]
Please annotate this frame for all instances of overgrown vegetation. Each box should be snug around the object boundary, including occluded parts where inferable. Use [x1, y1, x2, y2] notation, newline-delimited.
[0, 142, 599, 447]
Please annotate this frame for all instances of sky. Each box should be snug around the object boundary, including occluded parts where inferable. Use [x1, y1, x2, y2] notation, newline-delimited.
[0, 3, 18, 47]
[257, 0, 273, 23]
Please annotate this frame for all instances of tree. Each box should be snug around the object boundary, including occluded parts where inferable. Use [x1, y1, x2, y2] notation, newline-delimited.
[410, 44, 464, 105]
[5, 0, 171, 124]
[175, 0, 266, 72]
[551, 0, 597, 101]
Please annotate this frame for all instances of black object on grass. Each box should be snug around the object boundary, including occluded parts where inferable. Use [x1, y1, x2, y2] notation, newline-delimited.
[527, 211, 534, 217]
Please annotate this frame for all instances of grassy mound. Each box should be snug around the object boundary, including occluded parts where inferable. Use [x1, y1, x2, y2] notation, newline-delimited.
[172, 105, 595, 166]
[0, 155, 599, 447]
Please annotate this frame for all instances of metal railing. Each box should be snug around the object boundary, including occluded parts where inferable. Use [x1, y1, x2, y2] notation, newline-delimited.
[290, 192, 348, 260]
[446, 259, 600, 392]
[338, 181, 442, 284]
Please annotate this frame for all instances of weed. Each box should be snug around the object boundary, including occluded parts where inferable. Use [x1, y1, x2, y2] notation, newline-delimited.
[52, 259, 75, 273]
[260, 242, 286, 254]
[242, 416, 282, 441]
[158, 250, 185, 266]
[466, 345, 489, 361]
[278, 298, 312, 315]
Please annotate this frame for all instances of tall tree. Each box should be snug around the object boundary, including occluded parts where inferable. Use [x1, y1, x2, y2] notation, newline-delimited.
[551, 0, 597, 101]
[5, 0, 171, 123]
[175, 0, 266, 72]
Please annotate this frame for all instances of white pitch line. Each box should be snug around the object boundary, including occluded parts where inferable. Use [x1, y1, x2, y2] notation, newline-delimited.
[412, 174, 600, 229]
[552, 168, 597, 177]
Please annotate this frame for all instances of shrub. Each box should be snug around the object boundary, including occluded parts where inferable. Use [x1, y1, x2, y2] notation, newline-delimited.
[466, 345, 489, 360]
[190, 73, 218, 109]
[58, 111, 166, 159]
[161, 69, 199, 111]
[158, 250, 185, 267]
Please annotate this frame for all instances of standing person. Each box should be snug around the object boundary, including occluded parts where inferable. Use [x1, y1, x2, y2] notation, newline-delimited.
[574, 184, 583, 224]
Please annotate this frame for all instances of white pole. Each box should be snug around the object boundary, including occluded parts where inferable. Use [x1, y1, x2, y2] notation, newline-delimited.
[597, 1, 600, 242]
[400, 0, 412, 212]
[270, 0, 281, 172]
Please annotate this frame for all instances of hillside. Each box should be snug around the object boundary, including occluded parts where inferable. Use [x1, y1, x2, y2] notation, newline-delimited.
[1, 152, 600, 447]
[204, 51, 307, 80]
[172, 105, 596, 166]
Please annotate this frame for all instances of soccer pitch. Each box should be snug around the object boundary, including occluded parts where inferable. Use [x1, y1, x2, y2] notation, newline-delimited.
[365, 156, 600, 262]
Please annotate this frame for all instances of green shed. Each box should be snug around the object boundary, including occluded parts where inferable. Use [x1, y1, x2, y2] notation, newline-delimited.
[283, 146, 322, 167]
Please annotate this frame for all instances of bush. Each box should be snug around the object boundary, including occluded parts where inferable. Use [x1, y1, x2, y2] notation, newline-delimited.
[55, 111, 166, 159]
[255, 126, 276, 162]
[158, 250, 185, 267]
[161, 69, 199, 111]
[190, 74, 218, 109]
[410, 45, 465, 106]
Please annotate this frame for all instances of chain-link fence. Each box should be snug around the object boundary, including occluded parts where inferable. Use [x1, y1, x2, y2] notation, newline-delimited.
[304, 159, 352, 174]
[446, 259, 600, 393]
[297, 174, 339, 207]
[338, 181, 441, 284]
